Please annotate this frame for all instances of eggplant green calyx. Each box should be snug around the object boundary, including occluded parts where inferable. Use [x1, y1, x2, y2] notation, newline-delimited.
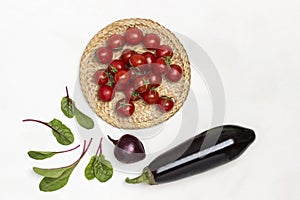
[125, 167, 156, 185]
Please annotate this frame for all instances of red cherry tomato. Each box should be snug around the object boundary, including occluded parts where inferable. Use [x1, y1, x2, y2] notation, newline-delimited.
[142, 52, 156, 64]
[165, 64, 182, 82]
[107, 34, 125, 50]
[134, 75, 150, 94]
[129, 54, 146, 67]
[147, 71, 162, 88]
[115, 99, 135, 117]
[143, 33, 160, 50]
[96, 47, 113, 64]
[108, 59, 126, 75]
[142, 89, 159, 104]
[153, 57, 170, 75]
[98, 85, 115, 102]
[142, 52, 156, 72]
[121, 49, 136, 65]
[93, 69, 108, 85]
[114, 70, 131, 85]
[156, 45, 173, 58]
[124, 27, 143, 45]
[156, 96, 174, 112]
[124, 84, 141, 101]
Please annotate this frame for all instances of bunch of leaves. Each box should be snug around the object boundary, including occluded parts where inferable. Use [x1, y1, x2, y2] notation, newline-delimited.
[24, 86, 113, 192]
[23, 118, 74, 145]
[33, 139, 93, 192]
[85, 138, 113, 182]
[61, 87, 94, 129]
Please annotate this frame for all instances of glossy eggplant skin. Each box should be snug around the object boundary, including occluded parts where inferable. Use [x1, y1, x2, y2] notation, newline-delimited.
[147, 125, 255, 184]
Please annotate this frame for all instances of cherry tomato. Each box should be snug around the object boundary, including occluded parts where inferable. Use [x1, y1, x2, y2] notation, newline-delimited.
[134, 75, 150, 94]
[98, 85, 115, 102]
[147, 71, 162, 88]
[107, 34, 125, 50]
[114, 70, 131, 85]
[156, 45, 173, 58]
[108, 59, 126, 75]
[142, 52, 156, 64]
[124, 84, 141, 101]
[165, 64, 182, 82]
[93, 69, 108, 85]
[142, 52, 156, 72]
[96, 47, 113, 64]
[121, 49, 136, 65]
[124, 27, 143, 45]
[115, 99, 135, 117]
[142, 88, 159, 104]
[153, 57, 170, 75]
[143, 33, 160, 50]
[156, 96, 174, 112]
[129, 54, 146, 67]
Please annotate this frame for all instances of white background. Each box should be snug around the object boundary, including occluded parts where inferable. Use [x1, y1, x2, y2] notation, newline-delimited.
[1, 0, 300, 199]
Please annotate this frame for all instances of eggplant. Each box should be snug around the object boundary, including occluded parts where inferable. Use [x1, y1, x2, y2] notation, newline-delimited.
[125, 125, 255, 185]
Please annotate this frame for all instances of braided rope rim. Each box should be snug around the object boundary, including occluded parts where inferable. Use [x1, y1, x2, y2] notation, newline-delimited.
[80, 18, 191, 129]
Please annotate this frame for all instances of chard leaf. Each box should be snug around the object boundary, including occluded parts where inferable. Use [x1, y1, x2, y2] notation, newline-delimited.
[84, 156, 95, 180]
[33, 165, 73, 178]
[28, 151, 55, 160]
[60, 90, 94, 130]
[61, 97, 75, 118]
[93, 154, 113, 182]
[74, 108, 94, 129]
[48, 119, 74, 145]
[39, 167, 74, 192]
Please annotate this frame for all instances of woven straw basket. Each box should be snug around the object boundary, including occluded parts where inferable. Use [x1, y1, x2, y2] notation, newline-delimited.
[80, 18, 190, 129]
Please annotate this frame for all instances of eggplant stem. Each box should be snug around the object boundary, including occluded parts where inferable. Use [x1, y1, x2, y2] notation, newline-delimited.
[125, 167, 157, 185]
[125, 173, 146, 184]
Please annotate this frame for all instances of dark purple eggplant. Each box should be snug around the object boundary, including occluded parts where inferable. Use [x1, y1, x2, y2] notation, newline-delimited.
[108, 134, 146, 164]
[125, 125, 255, 185]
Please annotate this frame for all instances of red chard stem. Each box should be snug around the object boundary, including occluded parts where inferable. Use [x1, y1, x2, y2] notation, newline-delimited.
[55, 144, 80, 154]
[95, 137, 103, 156]
[22, 118, 62, 136]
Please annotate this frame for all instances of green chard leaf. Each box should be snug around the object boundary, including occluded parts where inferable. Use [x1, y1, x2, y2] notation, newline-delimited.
[28, 151, 55, 160]
[84, 138, 113, 183]
[48, 119, 74, 145]
[84, 156, 96, 180]
[33, 165, 74, 178]
[93, 154, 113, 182]
[28, 145, 80, 160]
[27, 133, 93, 192]
[74, 108, 94, 130]
[39, 167, 75, 192]
[61, 97, 75, 118]
[61, 87, 94, 130]
[22, 118, 74, 146]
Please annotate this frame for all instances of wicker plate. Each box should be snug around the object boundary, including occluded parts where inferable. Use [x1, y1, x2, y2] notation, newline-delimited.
[80, 18, 190, 129]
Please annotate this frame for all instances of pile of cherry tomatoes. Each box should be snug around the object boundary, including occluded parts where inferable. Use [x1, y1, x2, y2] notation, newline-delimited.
[93, 27, 182, 118]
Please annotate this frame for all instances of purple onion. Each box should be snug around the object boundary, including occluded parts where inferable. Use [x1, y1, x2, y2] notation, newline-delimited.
[107, 134, 146, 164]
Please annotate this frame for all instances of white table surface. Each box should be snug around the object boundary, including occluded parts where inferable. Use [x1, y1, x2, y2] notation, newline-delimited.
[1, 0, 300, 199]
